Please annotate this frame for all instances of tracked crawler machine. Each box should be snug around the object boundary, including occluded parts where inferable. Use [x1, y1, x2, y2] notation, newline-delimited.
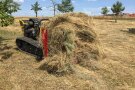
[16, 18, 49, 60]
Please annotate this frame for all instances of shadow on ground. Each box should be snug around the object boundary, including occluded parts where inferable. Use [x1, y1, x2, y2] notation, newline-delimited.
[0, 37, 12, 51]
[0, 37, 4, 45]
[0, 37, 13, 61]
[0, 52, 13, 60]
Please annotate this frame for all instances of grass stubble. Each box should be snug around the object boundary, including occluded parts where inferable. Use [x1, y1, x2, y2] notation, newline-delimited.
[0, 13, 135, 90]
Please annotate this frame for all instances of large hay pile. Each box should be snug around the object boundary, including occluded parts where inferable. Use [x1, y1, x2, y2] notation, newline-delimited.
[39, 13, 104, 74]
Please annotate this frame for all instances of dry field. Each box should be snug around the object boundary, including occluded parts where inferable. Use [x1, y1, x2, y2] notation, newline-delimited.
[0, 18, 135, 90]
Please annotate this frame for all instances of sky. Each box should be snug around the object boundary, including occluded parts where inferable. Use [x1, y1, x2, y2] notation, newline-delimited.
[13, 0, 135, 16]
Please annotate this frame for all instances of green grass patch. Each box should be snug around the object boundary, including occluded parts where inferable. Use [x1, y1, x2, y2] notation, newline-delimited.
[0, 29, 22, 39]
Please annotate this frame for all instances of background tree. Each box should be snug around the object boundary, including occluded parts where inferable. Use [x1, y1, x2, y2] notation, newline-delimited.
[111, 1, 125, 22]
[8, 1, 20, 15]
[50, 0, 58, 16]
[101, 7, 109, 16]
[0, 0, 20, 27]
[31, 1, 42, 17]
[58, 0, 74, 13]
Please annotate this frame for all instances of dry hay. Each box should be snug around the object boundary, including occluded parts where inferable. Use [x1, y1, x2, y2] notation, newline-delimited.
[40, 13, 104, 74]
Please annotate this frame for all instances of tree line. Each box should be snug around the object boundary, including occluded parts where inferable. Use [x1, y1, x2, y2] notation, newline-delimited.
[0, 0, 126, 27]
[0, 0, 74, 27]
[101, 1, 125, 22]
[31, 0, 74, 17]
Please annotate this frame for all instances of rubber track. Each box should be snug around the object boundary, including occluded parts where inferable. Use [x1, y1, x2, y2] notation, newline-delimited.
[16, 37, 43, 59]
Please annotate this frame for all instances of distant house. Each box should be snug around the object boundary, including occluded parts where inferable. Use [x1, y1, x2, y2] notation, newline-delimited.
[106, 13, 124, 16]
[123, 13, 130, 16]
[129, 14, 135, 17]
[123, 13, 135, 17]
[101, 13, 135, 17]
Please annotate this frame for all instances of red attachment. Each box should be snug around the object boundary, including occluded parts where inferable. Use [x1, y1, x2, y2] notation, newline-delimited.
[41, 28, 48, 57]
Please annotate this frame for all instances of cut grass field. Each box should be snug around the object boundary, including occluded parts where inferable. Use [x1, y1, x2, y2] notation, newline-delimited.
[0, 18, 135, 90]
[94, 16, 135, 21]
